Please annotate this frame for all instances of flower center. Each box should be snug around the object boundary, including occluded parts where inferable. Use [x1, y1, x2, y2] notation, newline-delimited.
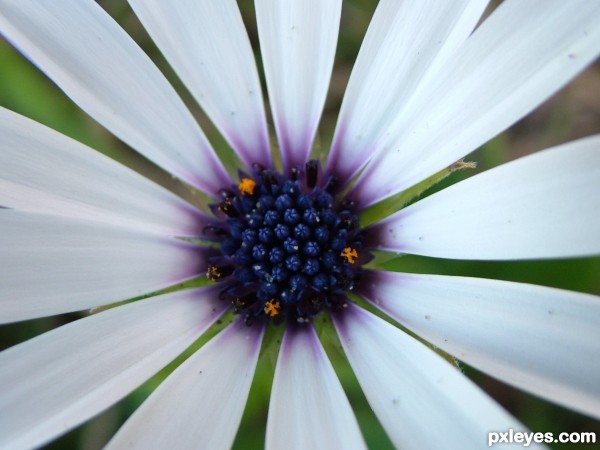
[204, 160, 367, 325]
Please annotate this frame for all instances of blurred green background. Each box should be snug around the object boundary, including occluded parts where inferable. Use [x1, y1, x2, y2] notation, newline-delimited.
[1, 0, 599, 448]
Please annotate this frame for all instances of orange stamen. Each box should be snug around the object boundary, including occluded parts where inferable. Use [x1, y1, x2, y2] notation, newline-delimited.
[238, 178, 256, 195]
[340, 247, 359, 264]
[264, 299, 281, 317]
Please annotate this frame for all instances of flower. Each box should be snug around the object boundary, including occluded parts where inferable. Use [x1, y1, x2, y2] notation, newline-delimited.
[1, 0, 600, 449]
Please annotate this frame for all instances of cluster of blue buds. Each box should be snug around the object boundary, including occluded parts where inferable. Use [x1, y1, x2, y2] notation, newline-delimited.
[205, 160, 369, 325]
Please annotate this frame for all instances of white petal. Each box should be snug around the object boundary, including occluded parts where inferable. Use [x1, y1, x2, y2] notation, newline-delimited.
[326, 0, 489, 183]
[0, 0, 230, 195]
[127, 0, 271, 169]
[360, 271, 600, 419]
[333, 306, 536, 450]
[106, 321, 263, 450]
[256, 0, 341, 171]
[370, 136, 600, 260]
[0, 107, 208, 235]
[0, 210, 206, 323]
[266, 326, 366, 450]
[0, 288, 226, 450]
[353, 0, 600, 206]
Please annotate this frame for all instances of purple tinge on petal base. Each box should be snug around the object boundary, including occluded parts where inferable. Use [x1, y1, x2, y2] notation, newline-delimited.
[355, 270, 414, 309]
[267, 323, 367, 450]
[216, 315, 266, 354]
[330, 302, 364, 343]
[277, 323, 325, 365]
[337, 1, 600, 210]
[0, 211, 219, 324]
[188, 152, 234, 199]
[277, 119, 317, 174]
[363, 209, 413, 254]
[341, 161, 411, 210]
[126, 0, 273, 174]
[255, 0, 341, 175]
[174, 204, 214, 237]
[168, 240, 215, 283]
[325, 123, 353, 184]
[227, 126, 273, 171]
[325, 124, 380, 190]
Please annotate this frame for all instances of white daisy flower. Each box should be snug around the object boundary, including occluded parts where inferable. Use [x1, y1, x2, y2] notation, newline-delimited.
[1, 0, 599, 449]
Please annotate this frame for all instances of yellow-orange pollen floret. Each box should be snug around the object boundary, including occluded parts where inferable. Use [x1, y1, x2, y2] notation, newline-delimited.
[238, 177, 256, 196]
[264, 299, 281, 317]
[340, 247, 359, 264]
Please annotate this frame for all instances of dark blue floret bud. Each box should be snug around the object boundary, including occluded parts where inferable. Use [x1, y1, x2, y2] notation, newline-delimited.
[264, 210, 279, 226]
[303, 241, 320, 257]
[283, 237, 300, 254]
[302, 258, 319, 276]
[281, 180, 298, 196]
[285, 255, 302, 272]
[221, 238, 237, 256]
[314, 226, 330, 244]
[275, 194, 293, 211]
[258, 227, 274, 243]
[297, 194, 313, 210]
[312, 273, 329, 291]
[293, 223, 311, 240]
[303, 208, 319, 225]
[252, 244, 268, 261]
[321, 251, 337, 270]
[289, 274, 307, 291]
[283, 208, 301, 225]
[272, 266, 289, 283]
[320, 209, 337, 225]
[234, 248, 252, 266]
[274, 223, 290, 240]
[247, 212, 263, 228]
[269, 247, 285, 264]
[258, 194, 275, 210]
[315, 191, 333, 209]
[242, 229, 257, 245]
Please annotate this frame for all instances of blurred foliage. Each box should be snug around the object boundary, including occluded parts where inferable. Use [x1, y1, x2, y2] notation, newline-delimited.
[1, 0, 599, 449]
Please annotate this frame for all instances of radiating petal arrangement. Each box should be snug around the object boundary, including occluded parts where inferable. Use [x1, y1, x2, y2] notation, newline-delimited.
[0, 288, 226, 449]
[0, 211, 207, 323]
[369, 136, 600, 260]
[127, 0, 272, 168]
[359, 272, 600, 419]
[267, 326, 366, 450]
[0, 0, 230, 193]
[106, 321, 263, 450]
[0, 0, 599, 449]
[333, 305, 539, 450]
[256, 0, 342, 171]
[0, 108, 207, 235]
[351, 0, 600, 206]
[326, 0, 489, 183]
